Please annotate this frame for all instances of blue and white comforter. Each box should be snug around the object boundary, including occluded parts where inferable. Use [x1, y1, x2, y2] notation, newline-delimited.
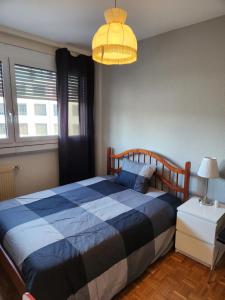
[0, 176, 180, 300]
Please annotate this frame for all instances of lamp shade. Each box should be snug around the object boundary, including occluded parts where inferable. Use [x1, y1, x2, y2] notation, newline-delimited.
[197, 157, 219, 178]
[92, 7, 137, 65]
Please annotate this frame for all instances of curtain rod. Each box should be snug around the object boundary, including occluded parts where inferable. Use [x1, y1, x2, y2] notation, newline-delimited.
[0, 26, 91, 56]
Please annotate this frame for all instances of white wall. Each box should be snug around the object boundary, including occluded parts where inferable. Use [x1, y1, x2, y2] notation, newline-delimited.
[97, 16, 225, 202]
[0, 150, 59, 196]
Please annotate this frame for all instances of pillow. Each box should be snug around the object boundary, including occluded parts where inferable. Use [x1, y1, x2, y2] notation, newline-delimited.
[116, 158, 156, 193]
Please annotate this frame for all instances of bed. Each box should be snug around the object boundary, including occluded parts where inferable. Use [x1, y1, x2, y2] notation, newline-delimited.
[0, 147, 191, 300]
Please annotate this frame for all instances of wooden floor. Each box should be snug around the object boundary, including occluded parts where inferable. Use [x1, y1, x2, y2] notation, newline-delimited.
[1, 251, 225, 300]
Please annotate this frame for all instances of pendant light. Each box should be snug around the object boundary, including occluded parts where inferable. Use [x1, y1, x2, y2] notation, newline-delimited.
[92, 0, 138, 65]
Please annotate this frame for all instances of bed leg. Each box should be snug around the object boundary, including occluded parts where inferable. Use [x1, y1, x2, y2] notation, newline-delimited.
[23, 293, 36, 300]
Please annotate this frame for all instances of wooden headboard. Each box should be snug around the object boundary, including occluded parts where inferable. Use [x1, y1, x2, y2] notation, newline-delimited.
[107, 147, 191, 201]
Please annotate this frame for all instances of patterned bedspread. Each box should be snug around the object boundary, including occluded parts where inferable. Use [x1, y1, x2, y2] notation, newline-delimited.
[0, 176, 180, 300]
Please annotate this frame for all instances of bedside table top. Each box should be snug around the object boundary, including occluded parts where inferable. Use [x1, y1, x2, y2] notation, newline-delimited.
[177, 197, 225, 223]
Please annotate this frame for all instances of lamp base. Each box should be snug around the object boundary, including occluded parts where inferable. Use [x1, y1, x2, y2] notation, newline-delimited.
[199, 197, 214, 206]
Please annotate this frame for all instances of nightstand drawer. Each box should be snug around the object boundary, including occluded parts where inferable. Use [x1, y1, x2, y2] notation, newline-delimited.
[175, 231, 214, 266]
[177, 211, 216, 244]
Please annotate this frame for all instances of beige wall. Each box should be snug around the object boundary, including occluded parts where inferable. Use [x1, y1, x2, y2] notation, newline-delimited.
[97, 16, 225, 202]
[0, 150, 59, 196]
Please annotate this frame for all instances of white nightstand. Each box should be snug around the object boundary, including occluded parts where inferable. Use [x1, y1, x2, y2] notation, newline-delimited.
[175, 197, 225, 269]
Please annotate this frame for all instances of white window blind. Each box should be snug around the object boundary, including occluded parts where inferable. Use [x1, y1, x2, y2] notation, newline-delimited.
[15, 64, 57, 101]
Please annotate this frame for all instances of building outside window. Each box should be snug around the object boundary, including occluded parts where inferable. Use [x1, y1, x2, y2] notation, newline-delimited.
[54, 123, 58, 135]
[16, 98, 58, 138]
[19, 123, 28, 136]
[18, 103, 27, 115]
[0, 123, 6, 137]
[68, 102, 79, 136]
[35, 123, 47, 136]
[0, 103, 4, 115]
[34, 103, 47, 116]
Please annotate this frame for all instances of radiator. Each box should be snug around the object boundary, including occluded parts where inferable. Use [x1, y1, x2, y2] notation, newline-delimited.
[0, 165, 18, 201]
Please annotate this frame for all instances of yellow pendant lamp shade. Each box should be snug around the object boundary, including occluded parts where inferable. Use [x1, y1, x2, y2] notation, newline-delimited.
[92, 7, 138, 65]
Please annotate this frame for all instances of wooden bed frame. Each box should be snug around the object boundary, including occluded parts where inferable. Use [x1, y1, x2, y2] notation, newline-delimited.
[107, 147, 191, 201]
[0, 147, 191, 299]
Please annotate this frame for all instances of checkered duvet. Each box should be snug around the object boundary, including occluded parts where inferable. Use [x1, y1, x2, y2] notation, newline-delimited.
[0, 176, 180, 300]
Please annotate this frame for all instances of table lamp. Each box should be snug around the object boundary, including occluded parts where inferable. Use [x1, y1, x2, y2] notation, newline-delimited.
[197, 157, 219, 205]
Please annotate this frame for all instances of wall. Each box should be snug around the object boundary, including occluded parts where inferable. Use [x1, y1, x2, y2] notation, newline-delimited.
[98, 16, 225, 202]
[0, 150, 59, 196]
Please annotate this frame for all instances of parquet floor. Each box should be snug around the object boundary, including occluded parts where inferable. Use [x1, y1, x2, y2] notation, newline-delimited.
[1, 251, 225, 300]
[117, 252, 225, 300]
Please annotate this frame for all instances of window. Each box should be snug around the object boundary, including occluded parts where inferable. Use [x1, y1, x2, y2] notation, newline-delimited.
[68, 75, 80, 136]
[0, 45, 84, 151]
[35, 123, 47, 136]
[14, 64, 58, 140]
[34, 104, 47, 116]
[18, 103, 27, 115]
[19, 123, 28, 136]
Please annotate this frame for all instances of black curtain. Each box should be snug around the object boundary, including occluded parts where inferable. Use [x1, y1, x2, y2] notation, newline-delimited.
[56, 48, 95, 185]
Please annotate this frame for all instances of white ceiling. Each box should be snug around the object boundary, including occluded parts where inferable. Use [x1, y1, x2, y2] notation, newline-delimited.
[0, 0, 225, 49]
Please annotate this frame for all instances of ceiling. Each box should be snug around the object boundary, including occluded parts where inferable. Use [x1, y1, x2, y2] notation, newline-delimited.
[0, 0, 225, 49]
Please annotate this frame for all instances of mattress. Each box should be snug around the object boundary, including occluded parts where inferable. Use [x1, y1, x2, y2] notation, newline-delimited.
[0, 176, 181, 300]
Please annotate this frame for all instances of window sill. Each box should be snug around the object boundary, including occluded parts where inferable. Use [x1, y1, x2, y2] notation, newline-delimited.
[0, 142, 58, 156]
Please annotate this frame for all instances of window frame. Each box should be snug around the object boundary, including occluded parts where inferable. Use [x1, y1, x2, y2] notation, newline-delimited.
[11, 57, 58, 144]
[0, 55, 15, 146]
